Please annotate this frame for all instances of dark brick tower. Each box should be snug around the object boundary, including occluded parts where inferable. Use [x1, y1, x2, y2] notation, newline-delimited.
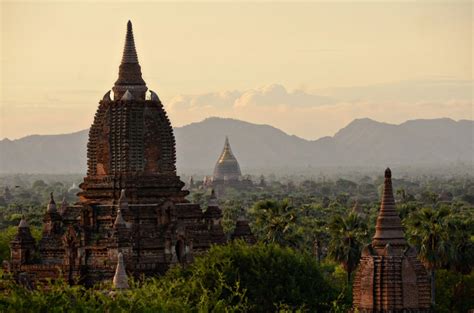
[352, 168, 431, 312]
[7, 21, 227, 286]
[79, 20, 187, 205]
[10, 217, 35, 266]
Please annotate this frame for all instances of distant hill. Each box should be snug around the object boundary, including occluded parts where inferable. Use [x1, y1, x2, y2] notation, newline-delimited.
[0, 117, 472, 174]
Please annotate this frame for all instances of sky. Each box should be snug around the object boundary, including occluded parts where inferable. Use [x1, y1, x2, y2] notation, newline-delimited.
[1, 1, 472, 140]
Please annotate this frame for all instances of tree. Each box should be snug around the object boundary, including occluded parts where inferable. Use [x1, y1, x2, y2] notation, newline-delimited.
[327, 212, 367, 285]
[405, 207, 451, 306]
[167, 241, 336, 312]
[250, 199, 298, 246]
[446, 217, 474, 274]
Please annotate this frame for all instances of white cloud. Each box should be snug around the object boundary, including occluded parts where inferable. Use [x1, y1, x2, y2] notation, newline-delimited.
[165, 81, 473, 140]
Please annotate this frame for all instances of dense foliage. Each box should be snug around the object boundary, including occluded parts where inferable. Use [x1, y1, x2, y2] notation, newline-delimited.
[0, 242, 341, 312]
[0, 172, 473, 312]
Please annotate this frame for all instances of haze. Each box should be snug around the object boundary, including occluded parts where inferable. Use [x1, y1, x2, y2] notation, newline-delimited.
[1, 1, 472, 140]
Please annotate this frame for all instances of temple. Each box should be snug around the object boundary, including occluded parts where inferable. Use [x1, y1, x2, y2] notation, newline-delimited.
[352, 168, 431, 312]
[6, 21, 251, 286]
[207, 137, 253, 194]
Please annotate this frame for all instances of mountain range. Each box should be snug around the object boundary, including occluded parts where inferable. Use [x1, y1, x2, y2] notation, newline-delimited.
[0, 117, 472, 174]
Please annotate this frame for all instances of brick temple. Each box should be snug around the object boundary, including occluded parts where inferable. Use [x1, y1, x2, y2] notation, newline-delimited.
[352, 168, 431, 312]
[6, 21, 252, 286]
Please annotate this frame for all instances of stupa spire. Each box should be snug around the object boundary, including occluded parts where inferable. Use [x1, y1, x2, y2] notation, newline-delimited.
[113, 20, 147, 100]
[208, 189, 218, 207]
[121, 20, 139, 64]
[112, 252, 129, 289]
[18, 215, 29, 228]
[372, 168, 406, 248]
[47, 192, 57, 213]
[218, 136, 236, 163]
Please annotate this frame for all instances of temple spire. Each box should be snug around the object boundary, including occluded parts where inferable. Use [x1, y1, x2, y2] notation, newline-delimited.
[113, 20, 147, 100]
[372, 168, 406, 249]
[18, 215, 29, 228]
[47, 192, 57, 213]
[113, 252, 129, 290]
[121, 20, 139, 64]
[208, 189, 218, 207]
[218, 136, 237, 163]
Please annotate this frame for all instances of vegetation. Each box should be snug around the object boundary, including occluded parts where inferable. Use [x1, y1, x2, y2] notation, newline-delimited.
[327, 213, 367, 285]
[0, 172, 473, 312]
[0, 242, 340, 312]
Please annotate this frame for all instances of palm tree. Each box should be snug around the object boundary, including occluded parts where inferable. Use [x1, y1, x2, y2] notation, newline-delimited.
[447, 217, 474, 274]
[251, 199, 297, 246]
[327, 212, 367, 285]
[405, 207, 451, 306]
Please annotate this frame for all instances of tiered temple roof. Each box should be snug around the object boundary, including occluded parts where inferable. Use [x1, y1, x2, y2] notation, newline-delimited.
[352, 168, 431, 312]
[7, 21, 232, 286]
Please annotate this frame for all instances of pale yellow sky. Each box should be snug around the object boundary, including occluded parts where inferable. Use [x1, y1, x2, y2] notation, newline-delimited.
[1, 1, 472, 140]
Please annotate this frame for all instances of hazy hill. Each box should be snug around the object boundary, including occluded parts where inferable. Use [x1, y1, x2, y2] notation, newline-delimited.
[0, 117, 472, 174]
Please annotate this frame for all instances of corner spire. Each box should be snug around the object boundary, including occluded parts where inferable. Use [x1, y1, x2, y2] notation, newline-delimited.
[47, 192, 57, 213]
[114, 207, 126, 228]
[113, 252, 129, 290]
[372, 168, 407, 249]
[208, 189, 218, 207]
[18, 215, 29, 228]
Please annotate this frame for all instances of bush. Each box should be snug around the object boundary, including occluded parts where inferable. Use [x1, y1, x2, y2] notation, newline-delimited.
[0, 241, 336, 312]
[165, 241, 336, 312]
[435, 269, 474, 313]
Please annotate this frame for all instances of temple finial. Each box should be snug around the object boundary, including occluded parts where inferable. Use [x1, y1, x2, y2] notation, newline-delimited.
[47, 192, 57, 213]
[208, 189, 218, 207]
[114, 207, 126, 228]
[113, 21, 147, 100]
[18, 215, 29, 228]
[121, 20, 138, 64]
[113, 252, 129, 290]
[372, 168, 406, 249]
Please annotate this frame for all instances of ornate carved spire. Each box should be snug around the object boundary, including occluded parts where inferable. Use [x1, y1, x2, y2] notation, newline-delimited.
[372, 168, 406, 249]
[113, 252, 129, 289]
[113, 20, 147, 100]
[47, 192, 57, 213]
[121, 21, 138, 64]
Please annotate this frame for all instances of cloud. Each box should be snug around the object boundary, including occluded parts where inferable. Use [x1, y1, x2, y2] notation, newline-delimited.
[320, 79, 473, 103]
[234, 84, 335, 108]
[167, 84, 335, 111]
[165, 81, 473, 140]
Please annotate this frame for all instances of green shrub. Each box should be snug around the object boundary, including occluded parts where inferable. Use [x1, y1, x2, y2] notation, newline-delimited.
[0, 242, 336, 312]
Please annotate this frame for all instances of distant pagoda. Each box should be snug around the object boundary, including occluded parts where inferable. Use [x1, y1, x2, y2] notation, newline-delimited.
[213, 136, 242, 182]
[6, 21, 254, 286]
[352, 168, 431, 312]
[207, 137, 253, 194]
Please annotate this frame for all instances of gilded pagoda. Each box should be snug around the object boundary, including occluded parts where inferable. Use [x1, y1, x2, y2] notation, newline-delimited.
[5, 21, 253, 286]
[208, 137, 252, 193]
